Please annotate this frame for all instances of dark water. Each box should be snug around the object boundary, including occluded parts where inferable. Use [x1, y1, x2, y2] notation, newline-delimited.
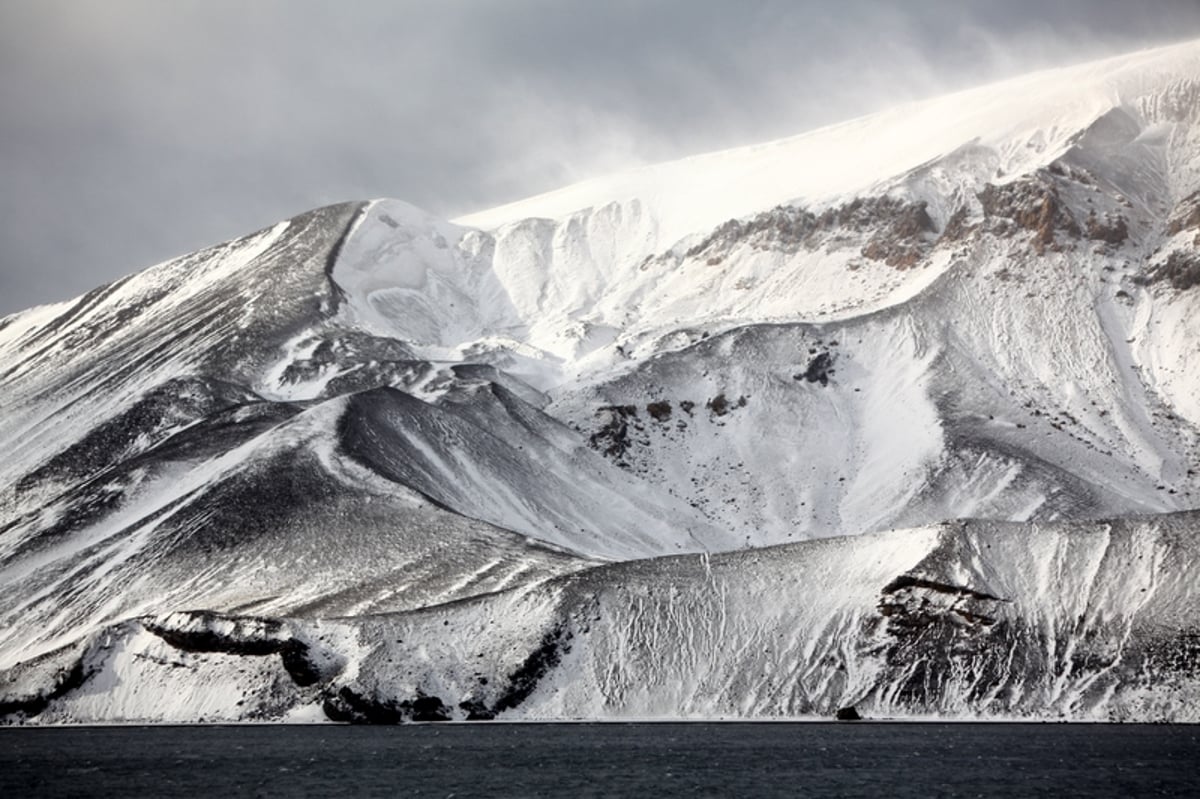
[2, 723, 1198, 797]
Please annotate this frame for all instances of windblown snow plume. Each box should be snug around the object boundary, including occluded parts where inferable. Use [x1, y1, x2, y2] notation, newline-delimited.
[2, 40, 1200, 723]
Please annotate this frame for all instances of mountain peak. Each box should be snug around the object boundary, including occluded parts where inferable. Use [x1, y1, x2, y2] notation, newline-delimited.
[456, 38, 1200, 247]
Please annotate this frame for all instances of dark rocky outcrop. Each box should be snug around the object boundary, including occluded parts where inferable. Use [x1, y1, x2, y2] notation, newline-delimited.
[279, 332, 421, 399]
[796, 352, 835, 386]
[686, 205, 818, 259]
[323, 624, 573, 724]
[646, 401, 672, 422]
[860, 200, 936, 268]
[1143, 629, 1200, 677]
[1166, 190, 1200, 236]
[1084, 210, 1129, 245]
[872, 573, 1016, 708]
[939, 206, 973, 243]
[323, 686, 403, 724]
[686, 196, 936, 268]
[409, 695, 452, 722]
[706, 394, 747, 417]
[0, 653, 92, 721]
[143, 611, 331, 688]
[880, 575, 1004, 604]
[1148, 251, 1200, 291]
[458, 699, 496, 721]
[589, 405, 639, 461]
[322, 687, 451, 724]
[978, 177, 1081, 254]
[492, 625, 573, 714]
[143, 612, 289, 656]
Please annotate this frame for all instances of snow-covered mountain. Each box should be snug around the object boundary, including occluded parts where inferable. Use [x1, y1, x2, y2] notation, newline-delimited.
[2, 39, 1199, 722]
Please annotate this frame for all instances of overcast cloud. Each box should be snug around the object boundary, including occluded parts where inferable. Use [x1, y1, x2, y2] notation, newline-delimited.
[3, 0, 1200, 314]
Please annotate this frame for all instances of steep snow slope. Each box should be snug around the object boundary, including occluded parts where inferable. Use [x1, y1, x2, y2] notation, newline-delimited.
[0, 206, 723, 668]
[2, 40, 1200, 722]
[9, 512, 1199, 723]
[550, 239, 1200, 540]
[288, 41, 1200, 399]
[0, 203, 363, 497]
[458, 40, 1200, 246]
[0, 394, 599, 670]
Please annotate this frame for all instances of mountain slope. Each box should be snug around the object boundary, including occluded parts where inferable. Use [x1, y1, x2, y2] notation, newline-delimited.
[2, 39, 1200, 722]
[9, 512, 1199, 723]
[458, 39, 1200, 248]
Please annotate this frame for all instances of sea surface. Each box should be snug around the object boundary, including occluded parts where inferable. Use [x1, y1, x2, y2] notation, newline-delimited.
[2, 722, 1197, 797]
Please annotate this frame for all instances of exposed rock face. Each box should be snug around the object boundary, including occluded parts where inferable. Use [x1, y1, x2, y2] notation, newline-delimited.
[1149, 251, 1200, 291]
[939, 206, 972, 243]
[1084, 210, 1129, 245]
[1167, 191, 1200, 236]
[323, 689, 451, 724]
[703, 393, 747, 418]
[797, 351, 835, 386]
[589, 405, 640, 462]
[978, 177, 1081, 254]
[859, 200, 936, 268]
[685, 196, 936, 269]
[646, 401, 672, 422]
[686, 204, 818, 259]
[0, 654, 91, 720]
[142, 612, 335, 688]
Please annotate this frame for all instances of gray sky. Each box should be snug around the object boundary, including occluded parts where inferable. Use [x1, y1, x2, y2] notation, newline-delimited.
[3, 0, 1200, 315]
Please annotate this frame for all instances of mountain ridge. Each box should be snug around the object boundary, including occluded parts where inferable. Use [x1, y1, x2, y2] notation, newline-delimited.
[2, 40, 1199, 722]
[457, 38, 1200, 243]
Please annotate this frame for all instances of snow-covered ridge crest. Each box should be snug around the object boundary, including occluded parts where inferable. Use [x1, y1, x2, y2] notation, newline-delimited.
[456, 38, 1200, 243]
[319, 39, 1200, 390]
